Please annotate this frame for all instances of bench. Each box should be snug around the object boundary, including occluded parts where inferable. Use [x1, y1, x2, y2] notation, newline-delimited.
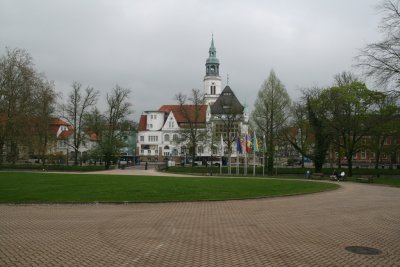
[355, 175, 374, 183]
[311, 173, 324, 179]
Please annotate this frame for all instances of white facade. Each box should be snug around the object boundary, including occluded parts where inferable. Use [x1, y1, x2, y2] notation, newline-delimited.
[145, 111, 165, 131]
[204, 76, 222, 105]
[137, 37, 249, 163]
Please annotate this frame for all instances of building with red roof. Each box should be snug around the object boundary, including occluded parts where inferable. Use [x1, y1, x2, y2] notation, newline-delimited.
[137, 37, 249, 163]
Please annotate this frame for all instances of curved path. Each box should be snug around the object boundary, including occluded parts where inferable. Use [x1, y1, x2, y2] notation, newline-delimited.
[0, 176, 399, 266]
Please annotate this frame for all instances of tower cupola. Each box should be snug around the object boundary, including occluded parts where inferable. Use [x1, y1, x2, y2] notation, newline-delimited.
[204, 35, 223, 104]
[205, 35, 220, 76]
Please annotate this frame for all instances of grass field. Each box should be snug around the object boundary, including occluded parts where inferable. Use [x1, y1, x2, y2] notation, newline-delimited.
[0, 172, 338, 203]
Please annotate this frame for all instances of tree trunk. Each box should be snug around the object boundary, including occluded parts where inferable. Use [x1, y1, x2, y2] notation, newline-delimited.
[0, 141, 3, 165]
[104, 153, 111, 170]
[10, 142, 18, 164]
[347, 156, 353, 177]
[267, 141, 274, 174]
[191, 145, 196, 167]
[74, 148, 79, 166]
[314, 161, 323, 173]
[374, 151, 381, 169]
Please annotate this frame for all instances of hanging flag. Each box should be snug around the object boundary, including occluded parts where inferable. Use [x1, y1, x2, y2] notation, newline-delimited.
[236, 135, 242, 154]
[246, 133, 252, 153]
[253, 131, 259, 152]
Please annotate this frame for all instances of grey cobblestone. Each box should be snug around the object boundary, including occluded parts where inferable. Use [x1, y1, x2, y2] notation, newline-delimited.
[0, 182, 399, 266]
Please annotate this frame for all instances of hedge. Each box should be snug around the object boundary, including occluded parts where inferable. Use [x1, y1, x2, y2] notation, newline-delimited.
[0, 164, 106, 172]
[166, 166, 400, 176]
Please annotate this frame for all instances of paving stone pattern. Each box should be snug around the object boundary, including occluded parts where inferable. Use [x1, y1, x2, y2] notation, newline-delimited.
[1, 182, 399, 266]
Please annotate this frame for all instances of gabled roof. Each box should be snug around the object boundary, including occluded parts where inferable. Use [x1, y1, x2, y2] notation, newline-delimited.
[49, 119, 69, 126]
[57, 128, 74, 140]
[211, 86, 244, 115]
[138, 115, 147, 131]
[159, 105, 208, 123]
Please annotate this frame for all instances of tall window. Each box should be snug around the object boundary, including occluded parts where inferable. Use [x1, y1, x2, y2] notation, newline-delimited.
[215, 123, 239, 138]
[140, 136, 144, 142]
[173, 134, 179, 142]
[210, 85, 216, 95]
[148, 136, 158, 142]
[164, 134, 170, 142]
[361, 151, 367, 160]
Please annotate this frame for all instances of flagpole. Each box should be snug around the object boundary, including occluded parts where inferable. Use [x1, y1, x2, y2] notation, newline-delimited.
[245, 149, 247, 176]
[253, 131, 257, 176]
[244, 135, 247, 176]
[263, 135, 265, 176]
[220, 134, 223, 175]
[235, 137, 238, 176]
[236, 150, 239, 175]
[253, 148, 256, 176]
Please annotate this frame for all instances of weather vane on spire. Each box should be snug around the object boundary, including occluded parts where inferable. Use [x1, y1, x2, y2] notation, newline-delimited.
[227, 74, 230, 85]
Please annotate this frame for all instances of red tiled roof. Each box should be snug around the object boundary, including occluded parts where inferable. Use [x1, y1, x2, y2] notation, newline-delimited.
[88, 132, 100, 141]
[158, 105, 207, 123]
[49, 119, 69, 126]
[57, 127, 74, 140]
[138, 115, 147, 131]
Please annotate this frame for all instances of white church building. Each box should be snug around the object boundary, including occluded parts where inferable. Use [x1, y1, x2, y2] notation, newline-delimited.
[137, 37, 249, 164]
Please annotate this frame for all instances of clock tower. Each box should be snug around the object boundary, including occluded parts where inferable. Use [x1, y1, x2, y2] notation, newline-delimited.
[204, 36, 222, 104]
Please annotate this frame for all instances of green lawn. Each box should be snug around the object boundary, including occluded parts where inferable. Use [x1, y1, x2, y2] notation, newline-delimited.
[0, 172, 338, 203]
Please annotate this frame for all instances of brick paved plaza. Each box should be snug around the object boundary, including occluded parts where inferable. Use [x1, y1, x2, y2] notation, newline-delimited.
[1, 179, 399, 266]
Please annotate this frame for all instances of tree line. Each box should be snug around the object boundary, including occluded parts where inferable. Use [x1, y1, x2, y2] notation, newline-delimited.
[252, 0, 400, 176]
[176, 0, 400, 176]
[0, 48, 133, 169]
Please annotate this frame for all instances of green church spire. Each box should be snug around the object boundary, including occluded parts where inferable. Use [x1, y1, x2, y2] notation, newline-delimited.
[206, 35, 220, 76]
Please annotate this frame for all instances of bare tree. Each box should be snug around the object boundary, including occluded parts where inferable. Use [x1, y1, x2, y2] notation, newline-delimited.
[61, 81, 99, 165]
[99, 85, 132, 169]
[331, 71, 358, 167]
[284, 101, 313, 168]
[333, 71, 357, 87]
[302, 87, 334, 173]
[367, 93, 400, 170]
[83, 107, 105, 142]
[251, 70, 291, 173]
[175, 89, 207, 167]
[32, 78, 57, 166]
[0, 47, 37, 164]
[356, 0, 400, 93]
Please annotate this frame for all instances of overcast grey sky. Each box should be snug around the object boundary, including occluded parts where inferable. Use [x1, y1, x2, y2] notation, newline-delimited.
[1, 0, 382, 120]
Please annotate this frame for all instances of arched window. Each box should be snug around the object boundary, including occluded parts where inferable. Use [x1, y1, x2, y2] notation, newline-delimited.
[173, 134, 179, 142]
[164, 134, 170, 142]
[164, 145, 170, 150]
